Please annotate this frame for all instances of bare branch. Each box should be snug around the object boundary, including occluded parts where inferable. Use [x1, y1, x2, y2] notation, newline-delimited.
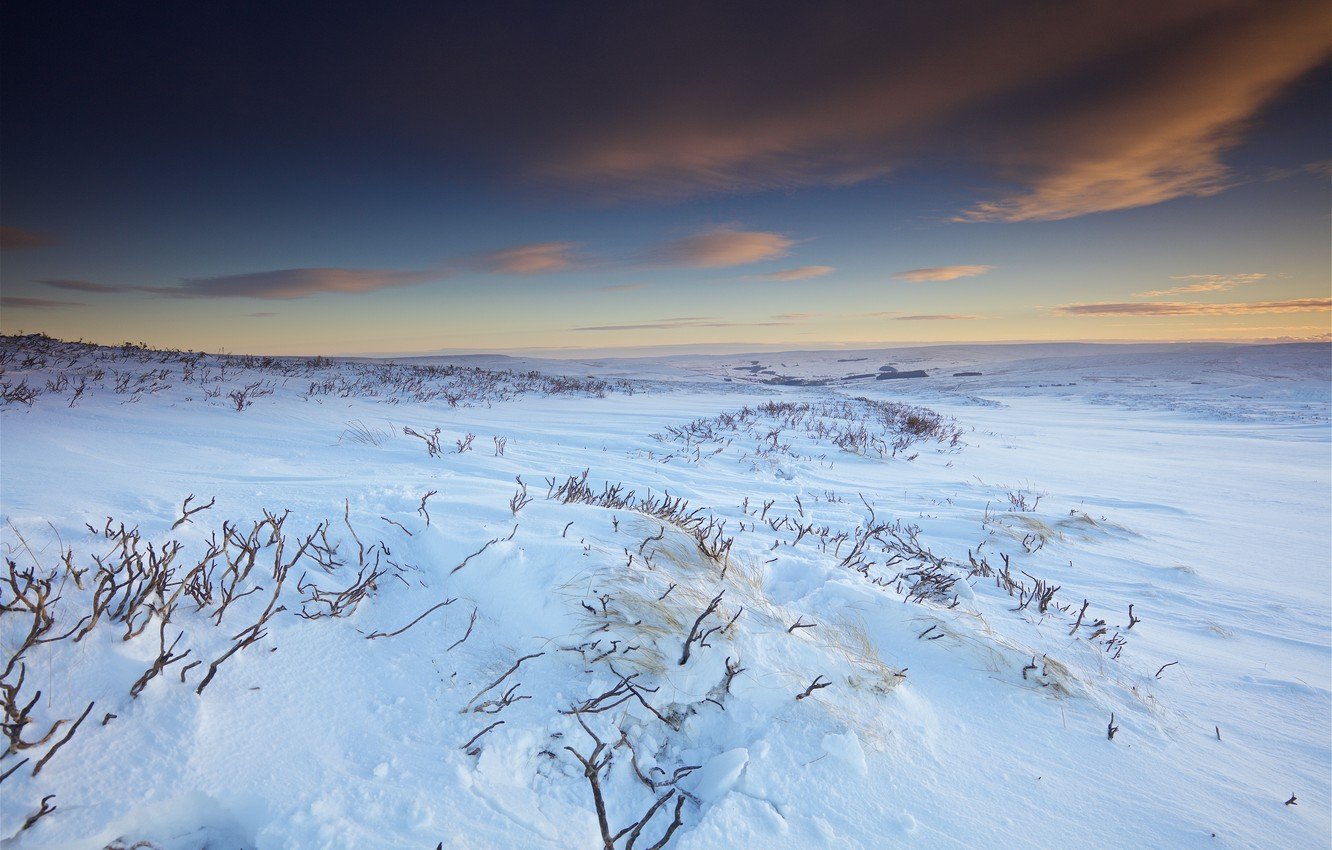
[366, 598, 455, 640]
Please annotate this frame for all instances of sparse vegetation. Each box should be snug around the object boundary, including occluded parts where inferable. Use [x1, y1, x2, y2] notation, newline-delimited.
[0, 333, 634, 411]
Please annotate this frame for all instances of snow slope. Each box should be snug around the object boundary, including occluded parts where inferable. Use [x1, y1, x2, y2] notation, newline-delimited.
[1, 336, 1328, 848]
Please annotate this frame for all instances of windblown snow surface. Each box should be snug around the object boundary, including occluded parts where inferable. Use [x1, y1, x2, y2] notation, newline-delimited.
[1, 336, 1328, 849]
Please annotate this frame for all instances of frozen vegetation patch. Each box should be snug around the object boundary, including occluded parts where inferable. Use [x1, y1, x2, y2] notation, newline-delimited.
[650, 398, 964, 465]
[0, 333, 634, 411]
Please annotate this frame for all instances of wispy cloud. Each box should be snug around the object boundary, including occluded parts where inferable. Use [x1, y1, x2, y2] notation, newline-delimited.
[958, 5, 1329, 222]
[149, 266, 448, 300]
[247, 312, 279, 318]
[524, 3, 1329, 220]
[571, 315, 791, 332]
[895, 265, 993, 282]
[0, 226, 51, 251]
[1054, 298, 1331, 316]
[770, 312, 820, 321]
[641, 228, 792, 269]
[1, 295, 84, 308]
[1134, 273, 1267, 298]
[747, 265, 835, 281]
[894, 313, 985, 320]
[39, 278, 128, 293]
[41, 227, 808, 303]
[474, 241, 580, 274]
[593, 283, 648, 293]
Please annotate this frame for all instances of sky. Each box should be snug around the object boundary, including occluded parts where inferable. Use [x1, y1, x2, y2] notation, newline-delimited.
[1, 0, 1329, 356]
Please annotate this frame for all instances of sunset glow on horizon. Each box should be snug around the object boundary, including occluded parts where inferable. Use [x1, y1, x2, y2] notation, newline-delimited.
[1, 2, 1328, 356]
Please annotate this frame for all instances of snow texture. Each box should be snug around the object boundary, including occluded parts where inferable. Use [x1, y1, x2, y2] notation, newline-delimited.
[0, 335, 1328, 848]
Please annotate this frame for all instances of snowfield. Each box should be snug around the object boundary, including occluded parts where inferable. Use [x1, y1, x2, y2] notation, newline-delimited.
[1, 335, 1328, 849]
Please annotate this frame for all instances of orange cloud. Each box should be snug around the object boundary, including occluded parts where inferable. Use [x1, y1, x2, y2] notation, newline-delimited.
[895, 265, 993, 282]
[1134, 273, 1267, 298]
[593, 283, 648, 293]
[159, 266, 447, 299]
[475, 241, 580, 274]
[0, 226, 51, 251]
[960, 3, 1330, 221]
[571, 315, 792, 331]
[642, 228, 793, 268]
[894, 314, 986, 320]
[748, 265, 835, 281]
[529, 2, 1328, 221]
[1055, 298, 1331, 316]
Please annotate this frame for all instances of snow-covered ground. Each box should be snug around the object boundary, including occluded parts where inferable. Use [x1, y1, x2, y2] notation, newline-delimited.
[1, 335, 1328, 849]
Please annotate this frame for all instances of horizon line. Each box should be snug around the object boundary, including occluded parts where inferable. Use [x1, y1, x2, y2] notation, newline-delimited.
[5, 330, 1327, 361]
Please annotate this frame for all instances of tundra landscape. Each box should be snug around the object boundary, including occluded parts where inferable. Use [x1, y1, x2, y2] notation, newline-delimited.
[1, 333, 1328, 847]
[2, 1, 1329, 846]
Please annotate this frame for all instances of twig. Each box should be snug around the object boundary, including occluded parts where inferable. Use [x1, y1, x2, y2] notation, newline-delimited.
[722, 656, 746, 694]
[417, 490, 438, 526]
[366, 598, 455, 640]
[627, 791, 686, 850]
[678, 591, 724, 666]
[170, 494, 216, 530]
[32, 701, 94, 776]
[1154, 661, 1179, 679]
[1069, 599, 1090, 635]
[448, 607, 478, 651]
[21, 794, 56, 831]
[464, 652, 544, 712]
[0, 757, 30, 785]
[796, 676, 831, 700]
[1022, 656, 1038, 680]
[451, 528, 516, 574]
[461, 720, 505, 752]
[179, 659, 201, 682]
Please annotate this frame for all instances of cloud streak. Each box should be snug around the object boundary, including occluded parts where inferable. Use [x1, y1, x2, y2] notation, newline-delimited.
[154, 266, 448, 300]
[35, 228, 803, 301]
[571, 315, 792, 332]
[640, 229, 793, 269]
[39, 278, 128, 293]
[473, 242, 580, 275]
[1, 296, 84, 309]
[958, 4, 1330, 221]
[894, 314, 986, 321]
[1055, 298, 1331, 317]
[895, 265, 993, 282]
[747, 265, 835, 281]
[0, 226, 52, 251]
[1134, 273, 1267, 298]
[8, 3, 1327, 229]
[512, 1, 1329, 220]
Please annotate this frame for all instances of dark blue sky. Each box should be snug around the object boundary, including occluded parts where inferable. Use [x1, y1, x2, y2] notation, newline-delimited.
[2, 1, 1328, 354]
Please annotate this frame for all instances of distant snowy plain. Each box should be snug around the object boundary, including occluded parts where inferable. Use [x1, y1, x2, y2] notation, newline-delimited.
[1, 336, 1328, 849]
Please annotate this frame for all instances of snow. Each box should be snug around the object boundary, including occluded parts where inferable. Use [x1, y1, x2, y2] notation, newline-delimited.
[1, 335, 1328, 848]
